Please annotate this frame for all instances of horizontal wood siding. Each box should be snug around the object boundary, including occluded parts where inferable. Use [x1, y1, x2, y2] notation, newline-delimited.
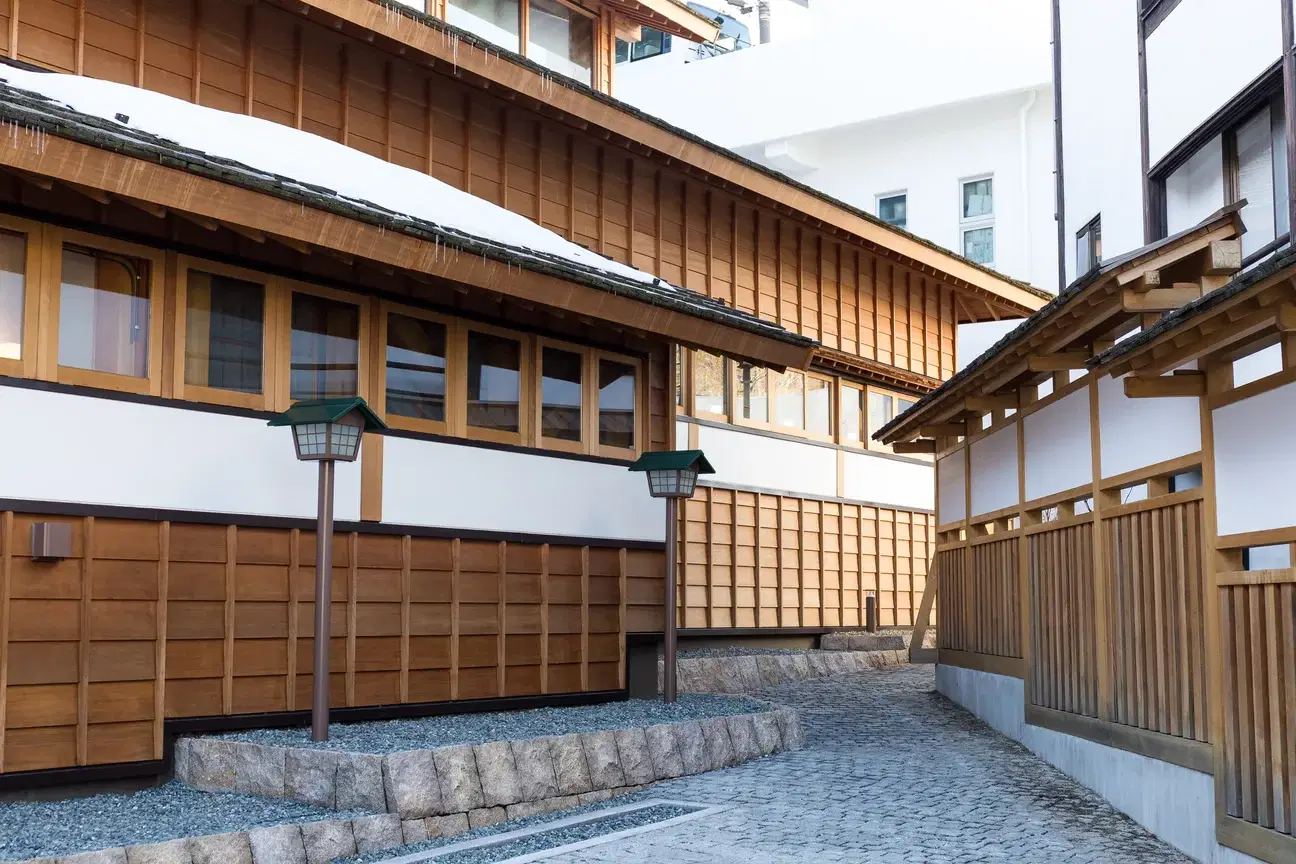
[4, 0, 960, 376]
[1219, 580, 1296, 836]
[938, 539, 1020, 658]
[680, 486, 932, 630]
[1029, 522, 1100, 719]
[0, 512, 661, 775]
[1105, 499, 1210, 743]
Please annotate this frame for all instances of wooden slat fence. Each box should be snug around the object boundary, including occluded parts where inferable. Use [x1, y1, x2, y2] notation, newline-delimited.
[1028, 521, 1099, 718]
[937, 538, 1020, 657]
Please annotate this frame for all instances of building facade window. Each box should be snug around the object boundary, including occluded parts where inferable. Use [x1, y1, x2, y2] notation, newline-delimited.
[1076, 215, 1102, 276]
[878, 193, 907, 229]
[774, 369, 805, 429]
[444, 0, 595, 85]
[59, 246, 151, 379]
[694, 350, 728, 417]
[541, 345, 583, 443]
[467, 329, 522, 435]
[446, 0, 521, 52]
[615, 27, 671, 63]
[840, 383, 864, 445]
[386, 313, 448, 423]
[290, 291, 359, 400]
[184, 270, 265, 396]
[737, 361, 769, 422]
[807, 376, 832, 436]
[0, 231, 25, 362]
[960, 176, 995, 266]
[598, 358, 636, 450]
[1165, 135, 1224, 236]
[868, 390, 917, 440]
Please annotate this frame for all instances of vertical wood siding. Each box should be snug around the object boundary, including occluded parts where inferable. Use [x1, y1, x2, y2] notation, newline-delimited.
[938, 538, 1021, 658]
[1028, 522, 1100, 718]
[678, 487, 932, 630]
[4, 0, 961, 376]
[0, 512, 662, 774]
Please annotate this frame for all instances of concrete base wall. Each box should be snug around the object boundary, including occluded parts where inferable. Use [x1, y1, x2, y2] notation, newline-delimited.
[936, 664, 1261, 864]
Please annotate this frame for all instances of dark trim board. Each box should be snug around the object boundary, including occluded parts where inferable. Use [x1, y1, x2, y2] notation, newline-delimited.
[938, 649, 1025, 678]
[1025, 704, 1214, 774]
[1140, 0, 1185, 37]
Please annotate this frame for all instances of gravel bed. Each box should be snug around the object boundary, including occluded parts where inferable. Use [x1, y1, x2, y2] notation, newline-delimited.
[0, 782, 365, 862]
[221, 695, 766, 753]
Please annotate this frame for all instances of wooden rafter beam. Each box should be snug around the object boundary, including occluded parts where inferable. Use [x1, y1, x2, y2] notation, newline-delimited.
[123, 197, 168, 219]
[1028, 351, 1090, 372]
[1121, 284, 1201, 313]
[221, 222, 266, 243]
[893, 440, 937, 455]
[919, 422, 967, 438]
[964, 394, 1017, 412]
[177, 211, 220, 231]
[1123, 371, 1205, 399]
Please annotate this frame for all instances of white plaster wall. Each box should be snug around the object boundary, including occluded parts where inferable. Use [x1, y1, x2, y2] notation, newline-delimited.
[1098, 374, 1201, 479]
[842, 451, 934, 513]
[1024, 389, 1093, 501]
[937, 665, 1263, 864]
[1213, 380, 1296, 536]
[1145, 0, 1283, 165]
[0, 386, 361, 520]
[695, 423, 838, 500]
[1059, 0, 1145, 281]
[383, 435, 663, 542]
[937, 452, 967, 526]
[971, 424, 1020, 517]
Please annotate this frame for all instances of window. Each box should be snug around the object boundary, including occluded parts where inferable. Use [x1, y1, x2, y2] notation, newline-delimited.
[773, 370, 804, 429]
[598, 359, 636, 450]
[694, 350, 728, 416]
[467, 330, 521, 434]
[868, 390, 917, 439]
[0, 231, 25, 362]
[960, 177, 994, 266]
[1165, 135, 1224, 235]
[290, 292, 359, 400]
[878, 193, 907, 229]
[541, 346, 582, 443]
[446, 0, 520, 52]
[528, 0, 594, 86]
[184, 270, 264, 395]
[1244, 544, 1291, 571]
[1076, 215, 1101, 276]
[615, 27, 671, 63]
[737, 362, 769, 422]
[807, 376, 832, 436]
[386, 313, 448, 423]
[675, 344, 684, 409]
[59, 246, 151, 379]
[840, 384, 864, 445]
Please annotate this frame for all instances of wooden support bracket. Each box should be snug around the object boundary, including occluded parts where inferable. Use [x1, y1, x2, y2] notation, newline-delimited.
[1122, 284, 1202, 313]
[1028, 351, 1090, 372]
[919, 422, 967, 439]
[965, 394, 1017, 412]
[894, 440, 937, 455]
[1124, 371, 1206, 398]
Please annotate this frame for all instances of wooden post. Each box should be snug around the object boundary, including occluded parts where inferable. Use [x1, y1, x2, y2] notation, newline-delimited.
[223, 523, 236, 716]
[0, 511, 12, 771]
[154, 522, 169, 759]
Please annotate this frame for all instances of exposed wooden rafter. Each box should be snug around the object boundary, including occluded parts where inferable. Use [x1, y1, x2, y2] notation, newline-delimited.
[1123, 371, 1206, 398]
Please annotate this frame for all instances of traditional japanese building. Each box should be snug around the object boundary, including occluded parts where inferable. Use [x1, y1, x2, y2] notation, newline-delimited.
[0, 0, 1046, 785]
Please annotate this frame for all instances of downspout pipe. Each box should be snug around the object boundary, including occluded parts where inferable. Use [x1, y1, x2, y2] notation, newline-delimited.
[1051, 0, 1067, 293]
[1283, 0, 1296, 237]
[1019, 88, 1038, 286]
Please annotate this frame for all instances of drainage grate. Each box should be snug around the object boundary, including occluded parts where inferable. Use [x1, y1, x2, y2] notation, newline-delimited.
[378, 800, 728, 864]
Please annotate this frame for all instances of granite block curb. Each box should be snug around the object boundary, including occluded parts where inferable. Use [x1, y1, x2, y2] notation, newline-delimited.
[659, 648, 909, 694]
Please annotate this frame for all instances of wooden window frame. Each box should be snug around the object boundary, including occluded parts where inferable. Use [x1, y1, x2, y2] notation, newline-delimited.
[172, 256, 280, 411]
[691, 349, 730, 423]
[1075, 214, 1102, 277]
[274, 279, 371, 411]
[375, 300, 456, 438]
[838, 380, 867, 450]
[803, 371, 835, 443]
[592, 347, 644, 459]
[731, 364, 835, 444]
[535, 335, 590, 455]
[460, 319, 532, 447]
[43, 227, 166, 397]
[959, 174, 995, 268]
[0, 214, 45, 382]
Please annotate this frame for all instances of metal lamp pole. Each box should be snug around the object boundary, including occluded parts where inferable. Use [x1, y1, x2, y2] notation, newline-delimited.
[663, 495, 679, 704]
[311, 458, 336, 742]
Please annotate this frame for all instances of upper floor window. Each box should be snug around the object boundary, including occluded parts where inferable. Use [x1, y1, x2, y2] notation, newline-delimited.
[446, 0, 521, 52]
[1076, 215, 1102, 276]
[184, 269, 265, 396]
[59, 246, 151, 380]
[694, 350, 728, 417]
[878, 193, 907, 229]
[467, 329, 522, 436]
[0, 231, 25, 363]
[616, 26, 672, 63]
[960, 176, 994, 266]
[528, 0, 594, 87]
[598, 358, 636, 450]
[291, 291, 359, 401]
[386, 312, 448, 423]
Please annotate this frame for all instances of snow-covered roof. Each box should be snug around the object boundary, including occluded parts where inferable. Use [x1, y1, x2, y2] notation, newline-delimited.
[0, 66, 813, 350]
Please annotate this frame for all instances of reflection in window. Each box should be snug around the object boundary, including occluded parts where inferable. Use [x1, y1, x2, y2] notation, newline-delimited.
[0, 232, 24, 361]
[675, 344, 684, 408]
[1237, 107, 1276, 258]
[737, 362, 768, 422]
[960, 177, 995, 266]
[541, 346, 582, 442]
[528, 0, 593, 85]
[290, 292, 359, 400]
[963, 227, 994, 265]
[807, 377, 831, 435]
[467, 330, 521, 433]
[694, 351, 727, 415]
[446, 0, 520, 52]
[59, 247, 150, 378]
[878, 193, 907, 229]
[1165, 135, 1223, 235]
[615, 27, 671, 63]
[774, 370, 804, 429]
[841, 385, 864, 444]
[868, 392, 895, 437]
[386, 314, 447, 422]
[185, 271, 264, 394]
[598, 359, 635, 449]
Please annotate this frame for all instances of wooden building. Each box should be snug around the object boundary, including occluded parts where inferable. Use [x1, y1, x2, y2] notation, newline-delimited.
[878, 203, 1296, 863]
[0, 0, 1050, 785]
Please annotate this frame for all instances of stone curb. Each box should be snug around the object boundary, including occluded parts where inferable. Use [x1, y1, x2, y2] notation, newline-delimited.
[660, 648, 910, 695]
[175, 709, 802, 822]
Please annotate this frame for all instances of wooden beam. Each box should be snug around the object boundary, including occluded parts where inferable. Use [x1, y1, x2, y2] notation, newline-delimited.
[1122, 284, 1201, 313]
[964, 394, 1017, 412]
[1204, 238, 1243, 275]
[122, 197, 168, 220]
[1127, 269, 1162, 293]
[1123, 371, 1206, 398]
[919, 422, 967, 438]
[1276, 304, 1296, 332]
[894, 440, 937, 455]
[177, 211, 220, 232]
[221, 222, 266, 243]
[1028, 351, 1091, 372]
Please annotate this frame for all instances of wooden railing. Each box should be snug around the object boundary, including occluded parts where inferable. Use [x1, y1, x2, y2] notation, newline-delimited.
[1218, 573, 1296, 836]
[1028, 520, 1100, 718]
[938, 538, 1021, 657]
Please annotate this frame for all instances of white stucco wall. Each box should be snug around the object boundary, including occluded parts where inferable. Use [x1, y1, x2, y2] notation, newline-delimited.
[971, 424, 1020, 517]
[1213, 379, 1296, 537]
[1023, 388, 1093, 501]
[937, 451, 967, 526]
[1098, 374, 1201, 479]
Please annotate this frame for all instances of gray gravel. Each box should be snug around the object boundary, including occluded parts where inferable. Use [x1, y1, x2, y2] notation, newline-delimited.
[0, 782, 365, 862]
[222, 695, 766, 753]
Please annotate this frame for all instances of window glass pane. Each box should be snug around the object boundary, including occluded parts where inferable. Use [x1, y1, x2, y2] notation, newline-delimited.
[1274, 100, 1290, 239]
[446, 0, 520, 52]
[467, 330, 521, 432]
[1165, 135, 1224, 235]
[598, 359, 635, 449]
[963, 227, 994, 264]
[868, 392, 894, 436]
[737, 362, 768, 422]
[290, 292, 358, 400]
[541, 346, 582, 441]
[878, 195, 906, 229]
[841, 386, 863, 444]
[693, 351, 727, 415]
[386, 313, 447, 422]
[675, 344, 684, 408]
[1076, 230, 1090, 275]
[528, 0, 593, 85]
[1237, 107, 1276, 258]
[807, 377, 831, 435]
[185, 271, 264, 394]
[0, 232, 25, 361]
[962, 178, 993, 219]
[774, 370, 804, 429]
[1245, 544, 1291, 571]
[59, 248, 150, 378]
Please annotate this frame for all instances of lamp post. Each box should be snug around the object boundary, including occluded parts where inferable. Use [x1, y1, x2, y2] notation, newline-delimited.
[269, 397, 386, 741]
[629, 450, 715, 703]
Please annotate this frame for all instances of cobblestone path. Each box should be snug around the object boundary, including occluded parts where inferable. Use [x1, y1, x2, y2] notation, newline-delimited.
[554, 664, 1191, 864]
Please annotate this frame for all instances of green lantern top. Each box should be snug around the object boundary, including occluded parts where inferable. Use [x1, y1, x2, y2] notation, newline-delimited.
[268, 397, 387, 431]
[628, 450, 715, 475]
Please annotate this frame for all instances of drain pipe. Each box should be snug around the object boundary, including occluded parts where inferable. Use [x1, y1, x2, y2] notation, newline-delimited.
[1051, 0, 1067, 293]
[1019, 88, 1038, 285]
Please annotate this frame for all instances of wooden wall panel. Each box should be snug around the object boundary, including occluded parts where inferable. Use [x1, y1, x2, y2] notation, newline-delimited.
[938, 538, 1021, 658]
[0, 511, 662, 775]
[1028, 522, 1100, 719]
[679, 486, 932, 630]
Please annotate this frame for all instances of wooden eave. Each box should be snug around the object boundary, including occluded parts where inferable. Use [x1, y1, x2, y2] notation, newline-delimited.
[1, 118, 813, 372]
[811, 346, 942, 395]
[603, 0, 722, 42]
[874, 208, 1246, 446]
[282, 0, 1050, 320]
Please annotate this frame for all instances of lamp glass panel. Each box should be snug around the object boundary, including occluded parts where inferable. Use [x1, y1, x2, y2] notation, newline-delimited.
[294, 422, 329, 458]
[329, 420, 363, 460]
